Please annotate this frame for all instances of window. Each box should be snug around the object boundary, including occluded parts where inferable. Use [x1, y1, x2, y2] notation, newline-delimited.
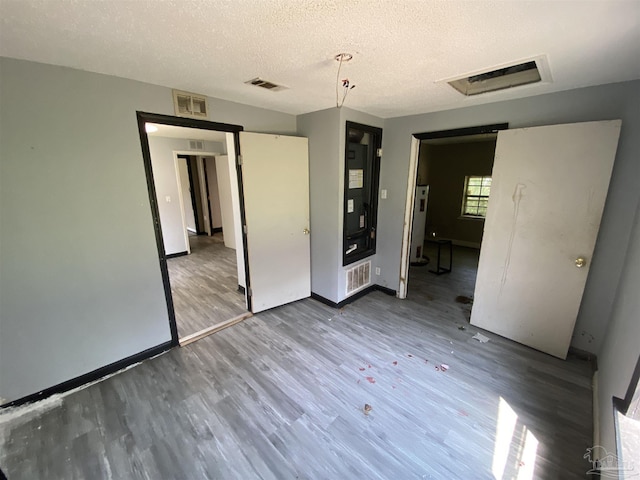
[462, 175, 492, 217]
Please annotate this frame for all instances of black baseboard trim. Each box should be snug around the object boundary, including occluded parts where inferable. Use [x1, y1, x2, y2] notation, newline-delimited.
[211, 227, 223, 234]
[311, 285, 397, 309]
[166, 251, 188, 259]
[568, 346, 598, 371]
[375, 285, 397, 297]
[1, 341, 173, 409]
[238, 285, 246, 294]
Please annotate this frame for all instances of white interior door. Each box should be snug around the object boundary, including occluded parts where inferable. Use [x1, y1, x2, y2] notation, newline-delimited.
[240, 132, 310, 313]
[471, 120, 621, 359]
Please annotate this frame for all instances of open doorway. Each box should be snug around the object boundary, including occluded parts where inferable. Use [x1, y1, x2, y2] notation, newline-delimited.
[140, 117, 251, 345]
[399, 124, 508, 315]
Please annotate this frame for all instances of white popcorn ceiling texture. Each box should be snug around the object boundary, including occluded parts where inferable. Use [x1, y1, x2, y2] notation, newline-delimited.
[0, 0, 639, 118]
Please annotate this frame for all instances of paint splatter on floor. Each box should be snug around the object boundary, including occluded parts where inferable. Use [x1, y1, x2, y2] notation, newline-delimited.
[365, 377, 376, 384]
[458, 410, 469, 417]
[407, 354, 413, 358]
[392, 361, 398, 366]
[363, 404, 373, 415]
[359, 367, 365, 371]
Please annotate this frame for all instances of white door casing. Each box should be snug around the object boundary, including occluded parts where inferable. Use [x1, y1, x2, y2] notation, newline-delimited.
[471, 120, 621, 359]
[240, 132, 311, 313]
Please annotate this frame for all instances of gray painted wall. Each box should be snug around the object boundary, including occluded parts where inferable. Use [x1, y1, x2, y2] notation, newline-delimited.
[597, 196, 640, 454]
[379, 80, 640, 354]
[297, 107, 385, 303]
[0, 57, 297, 403]
[147, 136, 222, 255]
[297, 108, 341, 301]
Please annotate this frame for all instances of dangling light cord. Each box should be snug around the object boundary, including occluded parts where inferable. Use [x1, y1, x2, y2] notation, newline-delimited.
[335, 53, 355, 108]
[336, 54, 344, 108]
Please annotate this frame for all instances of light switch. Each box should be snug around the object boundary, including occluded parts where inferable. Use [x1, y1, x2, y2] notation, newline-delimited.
[381, 189, 387, 199]
[165, 196, 171, 203]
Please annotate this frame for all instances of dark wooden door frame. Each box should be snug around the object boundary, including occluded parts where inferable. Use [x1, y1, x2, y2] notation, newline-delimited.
[136, 111, 253, 346]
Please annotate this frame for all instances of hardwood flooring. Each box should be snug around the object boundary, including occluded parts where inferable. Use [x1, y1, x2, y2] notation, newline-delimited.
[167, 234, 247, 338]
[0, 245, 594, 479]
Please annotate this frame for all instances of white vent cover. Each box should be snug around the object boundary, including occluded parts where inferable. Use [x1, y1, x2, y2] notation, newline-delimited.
[188, 140, 205, 150]
[346, 261, 371, 295]
[173, 89, 208, 118]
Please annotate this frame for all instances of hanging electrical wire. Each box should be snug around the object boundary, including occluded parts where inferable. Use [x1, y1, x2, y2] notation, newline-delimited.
[335, 53, 355, 108]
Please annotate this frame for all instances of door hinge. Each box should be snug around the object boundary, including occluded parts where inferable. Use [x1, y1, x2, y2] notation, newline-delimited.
[376, 148, 383, 157]
[237, 154, 243, 166]
[243, 224, 247, 235]
[247, 287, 252, 296]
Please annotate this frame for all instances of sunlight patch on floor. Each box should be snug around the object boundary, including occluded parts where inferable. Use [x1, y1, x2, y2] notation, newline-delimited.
[492, 396, 539, 480]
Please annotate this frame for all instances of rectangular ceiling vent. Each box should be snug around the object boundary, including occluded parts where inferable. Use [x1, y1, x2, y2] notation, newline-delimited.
[245, 77, 287, 91]
[173, 90, 208, 119]
[346, 261, 371, 295]
[446, 56, 550, 96]
[188, 140, 205, 150]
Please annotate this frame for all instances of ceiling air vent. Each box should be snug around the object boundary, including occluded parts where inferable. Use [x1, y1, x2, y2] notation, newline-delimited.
[446, 57, 550, 96]
[245, 77, 287, 91]
[173, 90, 208, 119]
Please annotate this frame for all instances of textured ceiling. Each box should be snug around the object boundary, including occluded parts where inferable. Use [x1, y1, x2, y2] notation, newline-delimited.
[1, 0, 639, 118]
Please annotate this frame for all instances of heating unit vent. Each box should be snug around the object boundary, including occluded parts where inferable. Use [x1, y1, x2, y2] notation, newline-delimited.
[188, 140, 205, 150]
[346, 261, 371, 295]
[173, 90, 208, 118]
[245, 77, 287, 91]
[447, 57, 549, 96]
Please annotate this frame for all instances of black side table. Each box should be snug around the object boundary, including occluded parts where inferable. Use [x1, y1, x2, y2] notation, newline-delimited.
[426, 239, 452, 275]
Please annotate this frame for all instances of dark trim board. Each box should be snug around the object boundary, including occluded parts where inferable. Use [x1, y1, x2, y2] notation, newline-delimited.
[136, 111, 248, 346]
[166, 251, 189, 259]
[212, 227, 223, 234]
[414, 123, 509, 140]
[0, 341, 173, 409]
[311, 285, 397, 309]
[613, 353, 640, 415]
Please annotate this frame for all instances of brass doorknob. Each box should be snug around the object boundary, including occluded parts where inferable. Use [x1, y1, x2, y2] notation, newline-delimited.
[303, 228, 310, 235]
[575, 257, 586, 268]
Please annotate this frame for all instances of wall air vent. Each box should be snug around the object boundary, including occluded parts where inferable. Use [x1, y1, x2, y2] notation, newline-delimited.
[346, 261, 371, 295]
[245, 77, 287, 91]
[173, 90, 208, 119]
[446, 56, 550, 96]
[188, 140, 205, 150]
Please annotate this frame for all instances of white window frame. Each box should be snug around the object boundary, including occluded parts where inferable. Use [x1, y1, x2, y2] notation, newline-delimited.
[461, 175, 491, 218]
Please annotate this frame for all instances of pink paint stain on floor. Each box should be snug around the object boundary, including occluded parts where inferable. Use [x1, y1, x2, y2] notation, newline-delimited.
[358, 367, 365, 371]
[458, 410, 469, 417]
[365, 377, 376, 384]
[392, 361, 398, 366]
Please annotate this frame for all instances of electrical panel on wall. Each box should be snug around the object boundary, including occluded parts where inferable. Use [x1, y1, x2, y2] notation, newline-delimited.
[172, 90, 208, 119]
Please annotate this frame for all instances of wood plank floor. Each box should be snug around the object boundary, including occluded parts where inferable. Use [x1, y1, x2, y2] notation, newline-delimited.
[167, 234, 247, 338]
[0, 246, 594, 479]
